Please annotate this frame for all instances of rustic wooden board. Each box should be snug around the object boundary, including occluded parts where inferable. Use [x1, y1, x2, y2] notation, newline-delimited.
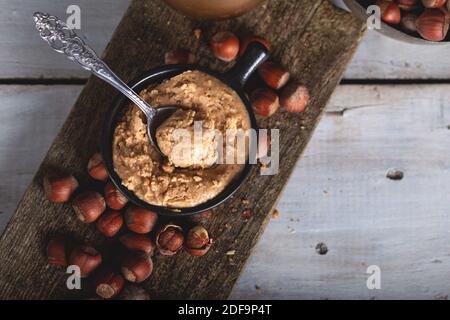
[0, 0, 365, 299]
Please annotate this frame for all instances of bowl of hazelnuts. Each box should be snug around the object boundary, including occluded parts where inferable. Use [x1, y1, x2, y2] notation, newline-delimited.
[341, 0, 450, 44]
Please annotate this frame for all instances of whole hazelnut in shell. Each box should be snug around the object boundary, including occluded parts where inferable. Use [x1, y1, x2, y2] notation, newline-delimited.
[155, 224, 184, 256]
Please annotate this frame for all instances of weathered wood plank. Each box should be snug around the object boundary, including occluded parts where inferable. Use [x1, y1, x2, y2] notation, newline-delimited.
[2, 1, 449, 80]
[232, 84, 450, 300]
[0, 0, 130, 79]
[346, 30, 450, 80]
[0, 86, 77, 232]
[0, 0, 365, 299]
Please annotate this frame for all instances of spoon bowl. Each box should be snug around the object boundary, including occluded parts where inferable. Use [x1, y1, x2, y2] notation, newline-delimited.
[147, 105, 179, 152]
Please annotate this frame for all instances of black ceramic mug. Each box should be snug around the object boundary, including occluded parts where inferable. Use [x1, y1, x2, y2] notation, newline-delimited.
[101, 42, 269, 216]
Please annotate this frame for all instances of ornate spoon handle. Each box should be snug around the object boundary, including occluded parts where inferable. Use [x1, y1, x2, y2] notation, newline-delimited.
[33, 12, 156, 118]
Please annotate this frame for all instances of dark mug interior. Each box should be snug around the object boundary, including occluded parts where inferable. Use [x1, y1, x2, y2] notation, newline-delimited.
[101, 42, 269, 216]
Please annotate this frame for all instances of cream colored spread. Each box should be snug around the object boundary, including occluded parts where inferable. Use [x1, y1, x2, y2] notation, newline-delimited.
[156, 109, 219, 169]
[112, 70, 250, 208]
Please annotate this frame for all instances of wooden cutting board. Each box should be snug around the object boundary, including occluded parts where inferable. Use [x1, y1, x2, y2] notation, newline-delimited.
[0, 0, 364, 299]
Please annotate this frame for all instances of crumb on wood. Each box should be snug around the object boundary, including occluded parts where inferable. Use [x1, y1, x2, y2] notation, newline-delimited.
[287, 227, 296, 234]
[200, 210, 212, 218]
[241, 198, 250, 206]
[226, 250, 236, 256]
[386, 169, 404, 181]
[194, 28, 202, 40]
[241, 209, 253, 220]
[272, 209, 280, 219]
[315, 242, 328, 255]
[259, 162, 269, 169]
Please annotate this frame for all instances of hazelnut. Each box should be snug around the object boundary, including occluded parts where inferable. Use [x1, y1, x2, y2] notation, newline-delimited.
[184, 226, 212, 257]
[401, 13, 419, 33]
[69, 245, 102, 277]
[280, 82, 310, 113]
[104, 181, 128, 210]
[258, 61, 290, 90]
[43, 173, 78, 203]
[46, 236, 69, 266]
[422, 0, 447, 8]
[96, 210, 123, 237]
[121, 252, 153, 283]
[395, 0, 420, 10]
[200, 210, 212, 219]
[117, 284, 150, 300]
[250, 88, 280, 117]
[416, 8, 449, 41]
[125, 206, 158, 234]
[239, 35, 270, 56]
[72, 190, 106, 223]
[95, 270, 125, 299]
[376, 0, 402, 25]
[119, 233, 155, 255]
[155, 224, 184, 256]
[87, 153, 109, 181]
[164, 49, 196, 65]
[210, 31, 240, 62]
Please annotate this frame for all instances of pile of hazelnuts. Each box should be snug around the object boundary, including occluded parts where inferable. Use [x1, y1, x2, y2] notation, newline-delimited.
[376, 0, 450, 41]
[44, 153, 212, 299]
[164, 31, 310, 117]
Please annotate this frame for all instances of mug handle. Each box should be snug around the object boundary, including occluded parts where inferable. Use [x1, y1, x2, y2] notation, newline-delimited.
[224, 42, 269, 88]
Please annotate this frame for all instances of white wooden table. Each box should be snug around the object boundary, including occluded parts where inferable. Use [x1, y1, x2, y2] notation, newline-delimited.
[1, 0, 449, 300]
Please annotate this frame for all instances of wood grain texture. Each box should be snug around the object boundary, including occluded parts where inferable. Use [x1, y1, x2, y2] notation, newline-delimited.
[345, 31, 450, 80]
[0, 86, 77, 232]
[0, 0, 130, 79]
[232, 84, 450, 300]
[2, 0, 448, 80]
[0, 0, 365, 299]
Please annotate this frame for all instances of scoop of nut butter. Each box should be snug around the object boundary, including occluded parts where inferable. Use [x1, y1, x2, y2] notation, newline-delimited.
[156, 109, 219, 169]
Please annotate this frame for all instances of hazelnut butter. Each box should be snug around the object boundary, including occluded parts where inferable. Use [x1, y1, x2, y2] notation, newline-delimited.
[112, 70, 251, 208]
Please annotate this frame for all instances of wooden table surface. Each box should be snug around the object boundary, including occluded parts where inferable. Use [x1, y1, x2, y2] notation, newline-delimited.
[0, 0, 449, 299]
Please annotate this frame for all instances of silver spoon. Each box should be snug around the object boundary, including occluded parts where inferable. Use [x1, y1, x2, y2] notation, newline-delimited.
[33, 12, 177, 154]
